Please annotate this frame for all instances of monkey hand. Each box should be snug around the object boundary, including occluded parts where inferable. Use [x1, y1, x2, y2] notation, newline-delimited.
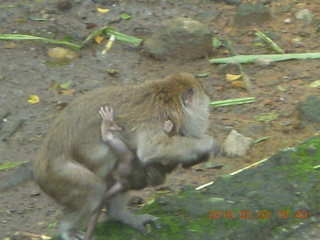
[99, 106, 123, 132]
[182, 137, 220, 169]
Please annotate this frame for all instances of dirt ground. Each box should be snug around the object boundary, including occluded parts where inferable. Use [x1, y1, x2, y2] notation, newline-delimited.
[0, 0, 319, 239]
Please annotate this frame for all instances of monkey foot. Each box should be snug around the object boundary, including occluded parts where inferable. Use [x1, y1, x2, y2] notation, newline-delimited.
[62, 231, 88, 240]
[130, 214, 159, 233]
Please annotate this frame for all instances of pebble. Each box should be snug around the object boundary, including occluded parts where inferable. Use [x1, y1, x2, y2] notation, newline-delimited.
[284, 18, 291, 24]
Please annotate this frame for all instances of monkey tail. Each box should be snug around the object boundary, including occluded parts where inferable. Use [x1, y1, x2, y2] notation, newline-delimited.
[0, 162, 33, 193]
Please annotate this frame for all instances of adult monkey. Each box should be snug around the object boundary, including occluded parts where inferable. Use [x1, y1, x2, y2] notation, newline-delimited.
[0, 73, 219, 240]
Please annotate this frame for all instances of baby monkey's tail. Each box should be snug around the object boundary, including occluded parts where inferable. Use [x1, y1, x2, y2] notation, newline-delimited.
[0, 162, 33, 193]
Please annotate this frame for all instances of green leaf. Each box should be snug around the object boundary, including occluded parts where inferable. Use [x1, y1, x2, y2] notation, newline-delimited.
[212, 37, 222, 49]
[277, 85, 286, 92]
[60, 80, 72, 89]
[308, 80, 320, 88]
[120, 13, 132, 20]
[254, 111, 279, 123]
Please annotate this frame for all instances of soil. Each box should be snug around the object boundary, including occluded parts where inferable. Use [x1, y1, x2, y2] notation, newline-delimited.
[0, 0, 319, 239]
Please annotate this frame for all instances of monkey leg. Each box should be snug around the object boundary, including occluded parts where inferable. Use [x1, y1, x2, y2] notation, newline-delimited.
[106, 191, 158, 233]
[84, 182, 125, 240]
[36, 159, 107, 240]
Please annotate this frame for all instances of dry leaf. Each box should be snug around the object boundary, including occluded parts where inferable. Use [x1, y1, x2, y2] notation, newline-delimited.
[96, 7, 109, 13]
[94, 35, 104, 44]
[4, 43, 18, 49]
[231, 81, 247, 90]
[27, 95, 40, 104]
[48, 47, 78, 60]
[59, 89, 75, 95]
[226, 74, 242, 81]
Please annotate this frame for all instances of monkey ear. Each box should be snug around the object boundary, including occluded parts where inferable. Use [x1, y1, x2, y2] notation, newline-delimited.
[181, 88, 194, 107]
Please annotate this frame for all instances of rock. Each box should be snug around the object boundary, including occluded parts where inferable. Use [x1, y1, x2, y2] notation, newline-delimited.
[234, 3, 271, 26]
[143, 17, 213, 60]
[295, 9, 313, 23]
[219, 62, 242, 75]
[56, 0, 72, 11]
[298, 95, 320, 124]
[198, 9, 220, 22]
[223, 129, 252, 157]
[92, 0, 119, 5]
[224, 0, 242, 5]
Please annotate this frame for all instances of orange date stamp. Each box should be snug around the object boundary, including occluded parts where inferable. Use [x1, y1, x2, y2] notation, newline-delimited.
[208, 210, 308, 220]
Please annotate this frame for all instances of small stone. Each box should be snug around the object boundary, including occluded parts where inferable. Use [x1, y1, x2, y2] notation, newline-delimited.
[56, 0, 72, 11]
[295, 9, 313, 23]
[284, 18, 292, 23]
[298, 95, 320, 123]
[262, 98, 272, 106]
[143, 17, 213, 60]
[222, 129, 253, 157]
[234, 3, 271, 26]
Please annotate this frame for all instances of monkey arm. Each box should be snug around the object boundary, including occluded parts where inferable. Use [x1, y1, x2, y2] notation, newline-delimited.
[136, 130, 217, 165]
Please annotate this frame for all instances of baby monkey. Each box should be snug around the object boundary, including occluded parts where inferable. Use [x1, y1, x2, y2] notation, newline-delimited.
[84, 106, 173, 240]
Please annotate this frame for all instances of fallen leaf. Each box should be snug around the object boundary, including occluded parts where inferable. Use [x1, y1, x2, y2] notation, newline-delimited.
[105, 68, 119, 75]
[231, 80, 247, 90]
[254, 111, 279, 123]
[50, 82, 60, 92]
[60, 80, 72, 89]
[226, 73, 242, 81]
[94, 35, 104, 44]
[120, 13, 131, 20]
[212, 37, 222, 49]
[97, 7, 109, 13]
[59, 89, 75, 95]
[277, 85, 286, 92]
[4, 43, 18, 49]
[48, 47, 79, 60]
[308, 80, 320, 88]
[27, 95, 40, 104]
[86, 23, 97, 29]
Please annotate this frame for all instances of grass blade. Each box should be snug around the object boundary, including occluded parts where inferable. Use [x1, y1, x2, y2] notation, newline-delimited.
[255, 30, 285, 54]
[210, 53, 320, 64]
[0, 34, 81, 50]
[210, 97, 256, 107]
[0, 161, 29, 170]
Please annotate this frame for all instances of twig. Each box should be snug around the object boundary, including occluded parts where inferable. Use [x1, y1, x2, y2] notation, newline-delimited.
[196, 158, 269, 190]
[2, 119, 25, 141]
